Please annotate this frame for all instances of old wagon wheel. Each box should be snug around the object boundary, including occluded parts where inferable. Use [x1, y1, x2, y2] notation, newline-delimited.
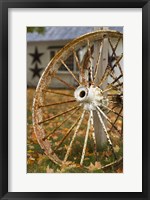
[32, 30, 123, 170]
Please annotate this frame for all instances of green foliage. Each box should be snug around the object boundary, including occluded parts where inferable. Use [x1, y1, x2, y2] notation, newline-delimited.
[27, 27, 45, 34]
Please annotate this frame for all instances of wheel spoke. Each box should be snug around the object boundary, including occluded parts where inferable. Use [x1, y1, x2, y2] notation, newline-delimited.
[107, 105, 118, 114]
[94, 41, 103, 82]
[109, 74, 123, 85]
[113, 53, 123, 68]
[87, 39, 94, 85]
[43, 107, 80, 140]
[97, 65, 111, 87]
[107, 93, 123, 97]
[114, 36, 121, 51]
[109, 36, 121, 59]
[64, 110, 86, 163]
[54, 75, 75, 90]
[97, 53, 123, 88]
[90, 111, 97, 161]
[53, 115, 82, 152]
[108, 37, 123, 75]
[103, 82, 123, 93]
[72, 48, 86, 84]
[72, 48, 82, 72]
[108, 100, 121, 105]
[39, 99, 76, 108]
[96, 108, 117, 160]
[80, 111, 91, 165]
[60, 59, 81, 85]
[43, 89, 74, 97]
[102, 103, 123, 118]
[101, 157, 123, 170]
[96, 105, 120, 135]
[109, 106, 123, 133]
[38, 105, 79, 125]
[109, 70, 121, 85]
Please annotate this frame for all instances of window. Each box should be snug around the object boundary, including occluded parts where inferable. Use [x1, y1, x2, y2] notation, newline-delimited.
[50, 50, 55, 59]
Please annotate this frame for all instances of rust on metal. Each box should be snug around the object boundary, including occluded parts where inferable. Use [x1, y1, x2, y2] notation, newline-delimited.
[32, 29, 123, 168]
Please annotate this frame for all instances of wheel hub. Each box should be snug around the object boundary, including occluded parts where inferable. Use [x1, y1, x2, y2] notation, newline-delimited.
[74, 85, 107, 111]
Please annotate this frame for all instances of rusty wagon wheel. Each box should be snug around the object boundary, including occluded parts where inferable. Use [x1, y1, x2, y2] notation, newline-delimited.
[32, 30, 123, 170]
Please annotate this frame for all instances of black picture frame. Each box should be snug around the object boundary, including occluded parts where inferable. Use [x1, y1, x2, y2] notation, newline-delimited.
[0, 0, 150, 199]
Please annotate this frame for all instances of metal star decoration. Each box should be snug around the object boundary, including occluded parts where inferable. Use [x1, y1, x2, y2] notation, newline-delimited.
[29, 47, 44, 64]
[30, 63, 43, 79]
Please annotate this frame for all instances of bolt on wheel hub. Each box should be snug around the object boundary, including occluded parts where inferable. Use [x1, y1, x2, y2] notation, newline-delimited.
[74, 85, 108, 111]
